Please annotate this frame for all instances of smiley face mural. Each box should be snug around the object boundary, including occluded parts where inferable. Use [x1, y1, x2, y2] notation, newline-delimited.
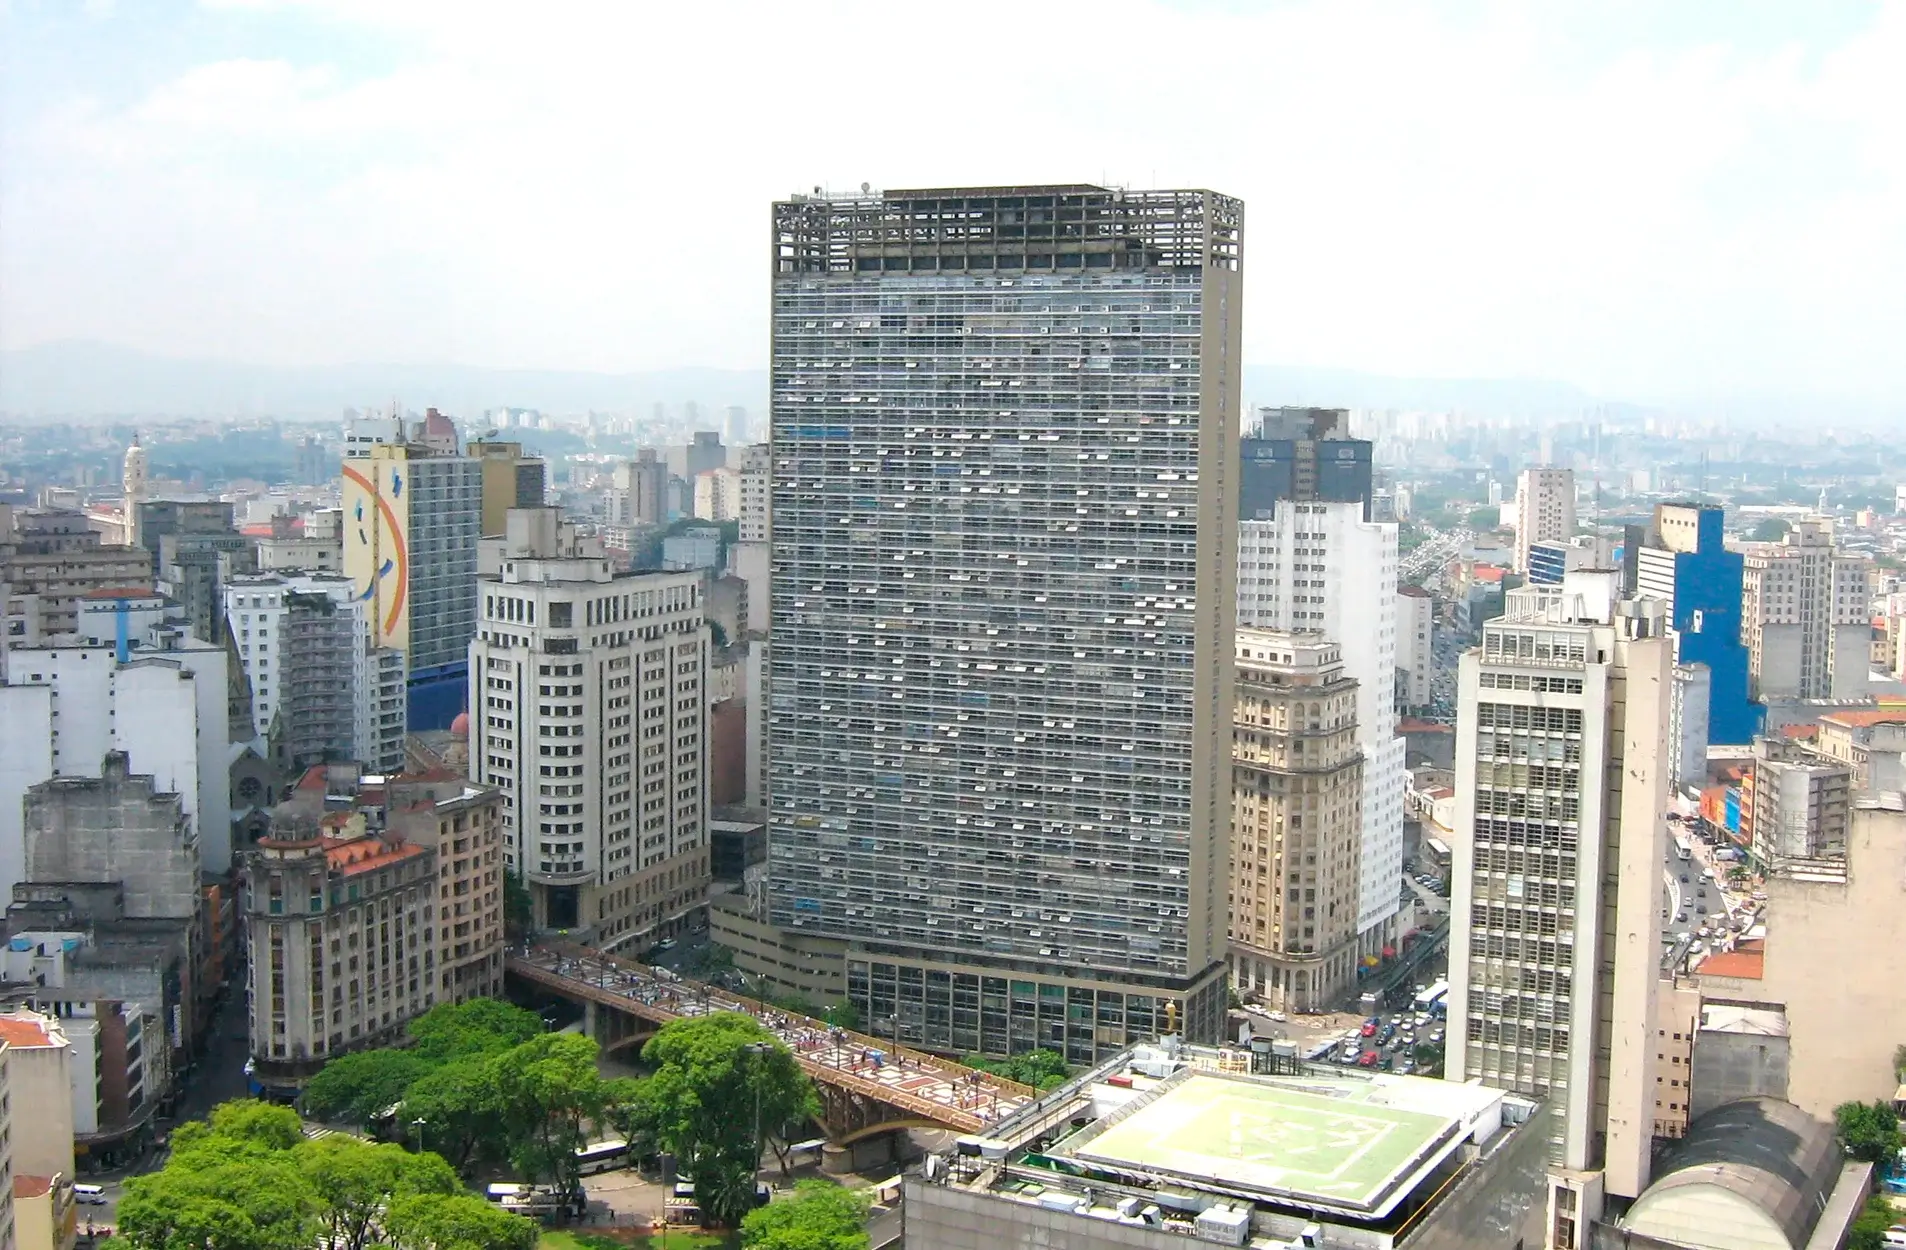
[341, 453, 411, 651]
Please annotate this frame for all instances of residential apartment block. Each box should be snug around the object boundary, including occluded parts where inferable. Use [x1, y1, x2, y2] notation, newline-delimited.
[1741, 518, 1870, 701]
[0, 507, 151, 644]
[223, 573, 407, 774]
[768, 184, 1243, 1060]
[1228, 629, 1363, 1012]
[1512, 467, 1575, 575]
[468, 510, 708, 949]
[1397, 585, 1433, 711]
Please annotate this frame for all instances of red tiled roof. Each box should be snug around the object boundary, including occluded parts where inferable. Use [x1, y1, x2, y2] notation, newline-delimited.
[1821, 709, 1906, 729]
[80, 586, 159, 599]
[1399, 718, 1453, 734]
[13, 1175, 53, 1200]
[1473, 565, 1506, 584]
[323, 836, 427, 877]
[1780, 724, 1818, 740]
[0, 1016, 58, 1047]
[295, 765, 329, 793]
[1699, 949, 1764, 981]
[1399, 585, 1431, 598]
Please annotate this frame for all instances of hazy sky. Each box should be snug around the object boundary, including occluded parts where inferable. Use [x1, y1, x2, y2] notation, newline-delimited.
[4, 0, 1904, 407]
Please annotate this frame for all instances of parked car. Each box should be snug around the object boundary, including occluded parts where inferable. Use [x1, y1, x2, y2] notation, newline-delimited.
[1359, 1050, 1380, 1067]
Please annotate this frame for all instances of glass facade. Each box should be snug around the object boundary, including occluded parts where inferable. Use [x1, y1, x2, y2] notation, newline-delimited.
[767, 186, 1240, 1055]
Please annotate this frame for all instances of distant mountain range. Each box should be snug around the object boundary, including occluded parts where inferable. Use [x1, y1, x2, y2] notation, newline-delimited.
[0, 339, 1608, 423]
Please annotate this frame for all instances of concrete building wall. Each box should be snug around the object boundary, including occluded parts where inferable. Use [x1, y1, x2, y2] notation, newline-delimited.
[1732, 801, 1906, 1118]
[22, 756, 199, 921]
[1689, 1023, 1790, 1121]
[0, 1013, 76, 1181]
[0, 685, 54, 904]
[1397, 588, 1434, 710]
[1513, 468, 1575, 574]
[707, 894, 846, 1004]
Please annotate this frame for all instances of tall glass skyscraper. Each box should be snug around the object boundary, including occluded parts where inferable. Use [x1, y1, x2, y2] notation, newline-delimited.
[766, 185, 1243, 1061]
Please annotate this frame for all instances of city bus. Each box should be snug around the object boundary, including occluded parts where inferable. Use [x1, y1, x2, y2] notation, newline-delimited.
[1413, 979, 1451, 1016]
[574, 1138, 630, 1176]
[1674, 838, 1692, 862]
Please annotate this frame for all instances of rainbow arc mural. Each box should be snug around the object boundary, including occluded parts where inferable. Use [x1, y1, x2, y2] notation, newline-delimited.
[341, 454, 411, 652]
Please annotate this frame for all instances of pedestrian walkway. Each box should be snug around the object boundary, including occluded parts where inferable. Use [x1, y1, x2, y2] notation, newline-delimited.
[513, 944, 1038, 1133]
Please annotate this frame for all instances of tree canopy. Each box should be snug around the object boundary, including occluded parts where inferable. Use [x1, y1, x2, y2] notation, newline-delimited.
[960, 1049, 1068, 1091]
[642, 1013, 821, 1225]
[1834, 1099, 1901, 1164]
[115, 1099, 525, 1250]
[741, 1180, 870, 1250]
[301, 1050, 436, 1126]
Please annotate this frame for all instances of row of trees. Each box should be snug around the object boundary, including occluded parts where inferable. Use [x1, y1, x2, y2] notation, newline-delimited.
[958, 1048, 1069, 1091]
[115, 1100, 537, 1250]
[301, 999, 820, 1227]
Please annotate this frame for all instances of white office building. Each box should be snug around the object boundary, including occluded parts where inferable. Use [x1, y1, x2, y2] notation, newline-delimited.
[1446, 572, 1672, 1247]
[1237, 500, 1405, 952]
[468, 512, 709, 949]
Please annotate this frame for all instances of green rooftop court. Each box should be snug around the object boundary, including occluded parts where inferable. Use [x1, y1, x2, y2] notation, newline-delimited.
[1067, 1074, 1460, 1212]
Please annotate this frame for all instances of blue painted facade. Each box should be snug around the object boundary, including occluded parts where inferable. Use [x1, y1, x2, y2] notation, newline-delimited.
[1527, 542, 1568, 585]
[407, 659, 468, 733]
[1660, 508, 1762, 744]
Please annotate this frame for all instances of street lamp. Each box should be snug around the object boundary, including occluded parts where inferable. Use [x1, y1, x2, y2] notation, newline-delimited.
[410, 1117, 427, 1152]
[744, 1041, 774, 1188]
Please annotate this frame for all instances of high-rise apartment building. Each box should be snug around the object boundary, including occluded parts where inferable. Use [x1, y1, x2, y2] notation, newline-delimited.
[223, 573, 407, 774]
[1396, 585, 1434, 711]
[1744, 740, 1850, 867]
[341, 443, 482, 731]
[468, 512, 708, 948]
[1513, 468, 1576, 574]
[609, 452, 671, 529]
[1632, 503, 1760, 744]
[1446, 574, 1672, 1245]
[768, 183, 1243, 1061]
[467, 441, 548, 537]
[1228, 629, 1363, 1012]
[693, 467, 741, 522]
[1741, 518, 1870, 701]
[737, 443, 771, 544]
[1236, 498, 1404, 955]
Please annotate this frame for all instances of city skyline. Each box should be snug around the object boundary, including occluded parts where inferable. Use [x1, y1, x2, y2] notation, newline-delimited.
[6, 3, 1906, 414]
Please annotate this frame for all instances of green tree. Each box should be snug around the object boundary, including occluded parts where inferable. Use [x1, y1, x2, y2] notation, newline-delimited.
[599, 1075, 658, 1160]
[118, 1152, 316, 1250]
[292, 1138, 457, 1250]
[642, 1013, 821, 1222]
[402, 1055, 509, 1173]
[819, 1000, 861, 1033]
[741, 1180, 871, 1250]
[301, 1049, 436, 1127]
[491, 1031, 606, 1192]
[382, 1192, 538, 1250]
[1834, 1099, 1901, 1164]
[1850, 1193, 1900, 1250]
[1750, 517, 1791, 542]
[408, 997, 544, 1063]
[961, 1049, 1068, 1091]
[1893, 1043, 1906, 1083]
[1416, 1041, 1447, 1078]
[1465, 506, 1500, 531]
[201, 1099, 306, 1152]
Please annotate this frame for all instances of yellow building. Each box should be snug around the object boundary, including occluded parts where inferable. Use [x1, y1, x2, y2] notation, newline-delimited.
[466, 441, 546, 538]
[12, 1174, 77, 1250]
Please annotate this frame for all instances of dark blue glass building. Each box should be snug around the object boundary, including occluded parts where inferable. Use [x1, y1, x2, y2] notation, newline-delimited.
[1636, 504, 1762, 744]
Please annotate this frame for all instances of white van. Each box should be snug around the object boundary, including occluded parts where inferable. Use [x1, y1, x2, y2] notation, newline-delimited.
[74, 1184, 107, 1205]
